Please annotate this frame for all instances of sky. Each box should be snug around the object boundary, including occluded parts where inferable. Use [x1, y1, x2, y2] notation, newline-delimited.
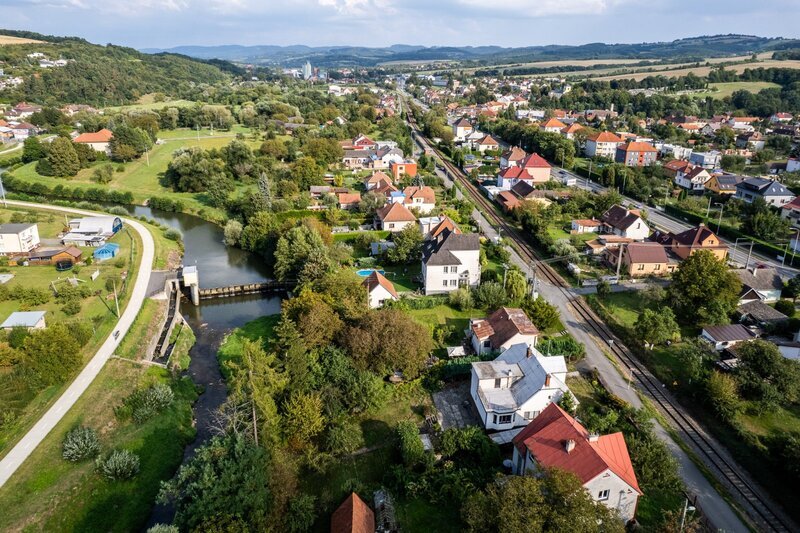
[0, 0, 798, 50]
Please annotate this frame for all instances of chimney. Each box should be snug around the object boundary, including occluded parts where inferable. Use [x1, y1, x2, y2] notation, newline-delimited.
[545, 374, 551, 387]
[565, 439, 576, 453]
[588, 434, 600, 443]
[526, 346, 533, 358]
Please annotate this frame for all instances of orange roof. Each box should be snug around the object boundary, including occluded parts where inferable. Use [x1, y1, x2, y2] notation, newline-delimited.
[497, 190, 521, 209]
[618, 141, 657, 153]
[573, 219, 601, 227]
[561, 123, 584, 134]
[403, 186, 435, 204]
[513, 403, 641, 494]
[541, 117, 566, 129]
[588, 131, 622, 143]
[502, 146, 527, 161]
[365, 171, 391, 184]
[74, 128, 113, 144]
[0, 119, 8, 127]
[376, 202, 416, 222]
[331, 493, 375, 533]
[478, 134, 499, 146]
[521, 153, 551, 169]
[430, 216, 461, 239]
[338, 192, 361, 204]
[362, 271, 398, 299]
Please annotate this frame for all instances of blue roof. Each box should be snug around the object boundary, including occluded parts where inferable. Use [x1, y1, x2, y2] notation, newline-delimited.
[1, 311, 46, 328]
[390, 191, 405, 198]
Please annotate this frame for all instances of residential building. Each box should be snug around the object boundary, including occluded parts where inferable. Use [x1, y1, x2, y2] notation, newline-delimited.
[512, 403, 641, 524]
[736, 131, 765, 151]
[330, 492, 374, 533]
[782, 197, 800, 228]
[374, 202, 416, 232]
[674, 166, 711, 192]
[496, 153, 551, 189]
[734, 268, 784, 303]
[605, 243, 675, 277]
[0, 311, 47, 331]
[342, 149, 373, 169]
[704, 174, 743, 195]
[0, 223, 40, 255]
[667, 224, 728, 261]
[787, 158, 800, 173]
[540, 117, 566, 133]
[423, 216, 461, 241]
[689, 151, 722, 170]
[470, 343, 569, 430]
[421, 228, 480, 295]
[496, 191, 521, 213]
[401, 186, 435, 214]
[770, 113, 794, 123]
[337, 192, 361, 210]
[500, 146, 527, 169]
[389, 160, 418, 181]
[73, 128, 113, 153]
[615, 141, 657, 167]
[571, 219, 601, 234]
[599, 205, 649, 240]
[364, 171, 393, 191]
[470, 307, 539, 355]
[10, 122, 36, 140]
[737, 300, 789, 328]
[734, 177, 795, 207]
[701, 324, 756, 351]
[584, 131, 623, 159]
[475, 134, 499, 153]
[662, 159, 693, 178]
[561, 122, 584, 140]
[362, 271, 398, 309]
[453, 118, 474, 142]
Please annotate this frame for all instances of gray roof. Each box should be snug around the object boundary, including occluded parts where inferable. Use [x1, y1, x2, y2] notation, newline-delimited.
[1, 311, 45, 328]
[0, 223, 36, 234]
[422, 230, 479, 266]
[737, 177, 793, 197]
[734, 268, 784, 292]
[737, 300, 789, 323]
[703, 324, 755, 342]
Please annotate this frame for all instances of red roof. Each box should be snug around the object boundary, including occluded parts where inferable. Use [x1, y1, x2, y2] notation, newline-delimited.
[403, 186, 435, 204]
[74, 128, 113, 144]
[561, 123, 584, 134]
[331, 493, 375, 533]
[521, 153, 551, 169]
[478, 134, 499, 146]
[513, 403, 641, 494]
[362, 271, 398, 299]
[338, 192, 362, 205]
[588, 131, 623, 143]
[430, 216, 461, 239]
[541, 117, 566, 129]
[617, 141, 657, 153]
[376, 202, 416, 222]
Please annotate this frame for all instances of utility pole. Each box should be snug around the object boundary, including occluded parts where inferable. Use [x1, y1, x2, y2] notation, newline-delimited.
[112, 280, 120, 318]
[745, 241, 755, 270]
[615, 244, 626, 281]
[716, 203, 724, 234]
[0, 168, 6, 208]
[705, 196, 712, 220]
[502, 263, 509, 289]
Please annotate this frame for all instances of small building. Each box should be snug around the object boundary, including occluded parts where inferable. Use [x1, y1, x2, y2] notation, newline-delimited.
[362, 270, 398, 308]
[73, 128, 113, 153]
[734, 268, 784, 303]
[0, 223, 40, 255]
[496, 190, 521, 213]
[735, 177, 795, 207]
[606, 243, 675, 277]
[540, 117, 566, 133]
[471, 343, 570, 431]
[337, 192, 362, 210]
[667, 224, 727, 261]
[453, 118, 474, 142]
[599, 205, 649, 241]
[63, 216, 123, 247]
[500, 146, 527, 169]
[93, 242, 120, 261]
[389, 160, 418, 182]
[364, 171, 393, 191]
[512, 403, 641, 524]
[737, 300, 789, 328]
[374, 202, 416, 232]
[704, 174, 743, 195]
[475, 134, 499, 153]
[571, 219, 601, 234]
[689, 151, 722, 170]
[421, 228, 480, 295]
[496, 153, 551, 189]
[27, 246, 82, 266]
[470, 307, 539, 355]
[1, 311, 46, 331]
[674, 166, 711, 192]
[331, 492, 375, 533]
[402, 186, 435, 214]
[701, 324, 756, 351]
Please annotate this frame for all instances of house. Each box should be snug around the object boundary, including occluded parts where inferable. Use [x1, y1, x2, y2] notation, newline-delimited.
[787, 158, 800, 173]
[342, 149, 373, 169]
[10, 102, 41, 119]
[781, 196, 800, 228]
[571, 219, 601, 234]
[63, 216, 122, 247]
[389, 160, 418, 182]
[362, 271, 398, 308]
[93, 242, 120, 261]
[500, 146, 527, 169]
[330, 492, 375, 533]
[423, 216, 461, 240]
[10, 122, 37, 140]
[667, 224, 728, 261]
[341, 134, 378, 151]
[585, 235, 633, 256]
[605, 243, 675, 277]
[540, 117, 567, 133]
[689, 151, 722, 170]
[615, 141, 657, 167]
[511, 403, 641, 524]
[584, 131, 623, 159]
[470, 307, 539, 355]
[496, 191, 521, 213]
[369, 147, 405, 169]
[0, 223, 40, 255]
[674, 166, 711, 192]
[402, 186, 435, 214]
[453, 118, 474, 142]
[337, 192, 361, 210]
[471, 343, 569, 431]
[770, 113, 794, 123]
[735, 177, 795, 207]
[599, 205, 649, 240]
[736, 131, 765, 151]
[701, 324, 756, 351]
[374, 202, 416, 232]
[561, 122, 584, 140]
[364, 171, 393, 191]
[496, 153, 551, 189]
[27, 246, 82, 266]
[0, 311, 47, 331]
[421, 228, 480, 295]
[73, 128, 113, 153]
[734, 268, 784, 303]
[475, 134, 499, 153]
[704, 174, 743, 195]
[737, 300, 789, 328]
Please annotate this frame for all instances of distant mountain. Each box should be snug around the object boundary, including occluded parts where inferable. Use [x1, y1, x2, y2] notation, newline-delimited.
[142, 35, 800, 68]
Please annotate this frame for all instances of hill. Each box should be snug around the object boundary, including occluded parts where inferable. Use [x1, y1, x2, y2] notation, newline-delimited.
[142, 34, 800, 67]
[0, 29, 233, 106]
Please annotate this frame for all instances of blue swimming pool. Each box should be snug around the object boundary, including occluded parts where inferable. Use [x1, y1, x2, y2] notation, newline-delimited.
[356, 269, 385, 277]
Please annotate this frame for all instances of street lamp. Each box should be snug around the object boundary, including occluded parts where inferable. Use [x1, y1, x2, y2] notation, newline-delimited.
[714, 202, 724, 234]
[679, 498, 696, 532]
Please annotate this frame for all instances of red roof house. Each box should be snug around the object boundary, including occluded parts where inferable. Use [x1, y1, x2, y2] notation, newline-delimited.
[331, 493, 375, 533]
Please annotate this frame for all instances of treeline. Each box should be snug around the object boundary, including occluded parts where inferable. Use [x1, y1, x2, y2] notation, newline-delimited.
[2, 173, 134, 204]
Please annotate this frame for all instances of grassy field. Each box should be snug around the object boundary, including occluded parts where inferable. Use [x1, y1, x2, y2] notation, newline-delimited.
[104, 96, 198, 113]
[217, 314, 281, 379]
[0, 35, 43, 45]
[408, 303, 485, 347]
[688, 81, 781, 99]
[596, 59, 800, 81]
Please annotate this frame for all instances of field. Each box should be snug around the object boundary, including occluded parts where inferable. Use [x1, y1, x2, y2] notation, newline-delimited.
[595, 59, 800, 81]
[688, 81, 781, 99]
[104, 96, 198, 113]
[0, 35, 43, 45]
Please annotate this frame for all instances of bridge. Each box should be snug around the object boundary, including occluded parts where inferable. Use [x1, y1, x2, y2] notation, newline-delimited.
[177, 266, 294, 305]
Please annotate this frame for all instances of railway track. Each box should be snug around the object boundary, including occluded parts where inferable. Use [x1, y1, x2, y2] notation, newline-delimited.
[406, 111, 794, 532]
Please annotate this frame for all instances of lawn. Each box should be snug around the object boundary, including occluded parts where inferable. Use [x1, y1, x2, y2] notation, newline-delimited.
[688, 81, 781, 100]
[115, 299, 164, 360]
[407, 303, 485, 345]
[103, 96, 198, 113]
[217, 314, 281, 379]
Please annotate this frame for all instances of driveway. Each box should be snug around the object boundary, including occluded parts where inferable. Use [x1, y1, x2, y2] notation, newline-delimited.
[0, 200, 154, 488]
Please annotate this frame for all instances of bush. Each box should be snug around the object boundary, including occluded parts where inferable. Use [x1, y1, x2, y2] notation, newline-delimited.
[114, 257, 127, 268]
[775, 299, 796, 317]
[164, 228, 182, 242]
[62, 426, 101, 462]
[147, 525, 179, 533]
[61, 297, 82, 316]
[474, 281, 507, 310]
[448, 287, 473, 310]
[325, 419, 364, 456]
[108, 206, 129, 216]
[96, 449, 140, 480]
[397, 420, 426, 468]
[119, 383, 175, 423]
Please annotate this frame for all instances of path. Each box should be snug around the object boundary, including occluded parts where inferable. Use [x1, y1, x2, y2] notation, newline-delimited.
[0, 200, 154, 488]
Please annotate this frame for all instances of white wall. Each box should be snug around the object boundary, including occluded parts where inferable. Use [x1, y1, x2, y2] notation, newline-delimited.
[584, 469, 639, 524]
[0, 225, 40, 254]
[381, 219, 415, 233]
[367, 285, 396, 309]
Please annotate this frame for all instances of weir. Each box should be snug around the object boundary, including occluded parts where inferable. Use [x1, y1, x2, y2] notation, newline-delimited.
[178, 265, 294, 304]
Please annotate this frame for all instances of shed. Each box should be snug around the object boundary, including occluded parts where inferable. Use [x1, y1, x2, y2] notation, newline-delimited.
[93, 242, 120, 261]
[1, 311, 46, 330]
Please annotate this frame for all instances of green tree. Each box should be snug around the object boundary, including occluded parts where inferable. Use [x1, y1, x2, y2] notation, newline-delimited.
[92, 164, 114, 184]
[523, 296, 561, 331]
[668, 250, 741, 323]
[505, 269, 528, 302]
[634, 307, 680, 348]
[475, 281, 508, 310]
[283, 392, 325, 449]
[735, 339, 800, 408]
[397, 420, 426, 467]
[166, 147, 230, 193]
[706, 371, 742, 423]
[274, 224, 329, 281]
[785, 274, 800, 302]
[387, 224, 423, 264]
[22, 136, 45, 163]
[290, 156, 324, 190]
[22, 323, 82, 387]
[44, 137, 81, 177]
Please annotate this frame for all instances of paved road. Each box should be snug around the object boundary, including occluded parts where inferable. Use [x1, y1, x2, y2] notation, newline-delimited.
[0, 200, 154, 488]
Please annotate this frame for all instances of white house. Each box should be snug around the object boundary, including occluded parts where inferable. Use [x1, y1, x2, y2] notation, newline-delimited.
[374, 202, 416, 232]
[700, 324, 756, 351]
[787, 158, 800, 173]
[674, 166, 711, 192]
[362, 271, 398, 308]
[0, 223, 40, 255]
[1, 311, 46, 331]
[471, 343, 569, 431]
[500, 146, 527, 169]
[512, 403, 642, 524]
[599, 205, 649, 241]
[421, 228, 480, 295]
[571, 219, 601, 234]
[453, 118, 473, 142]
[470, 307, 540, 355]
[496, 153, 551, 189]
[401, 186, 436, 214]
[734, 268, 784, 303]
[584, 131, 623, 159]
[735, 177, 795, 207]
[73, 128, 113, 153]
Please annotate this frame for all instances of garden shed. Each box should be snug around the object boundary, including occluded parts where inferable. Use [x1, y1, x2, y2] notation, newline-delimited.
[93, 243, 120, 261]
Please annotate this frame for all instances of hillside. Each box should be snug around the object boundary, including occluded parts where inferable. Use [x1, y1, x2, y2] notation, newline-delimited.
[143, 34, 800, 67]
[0, 29, 232, 106]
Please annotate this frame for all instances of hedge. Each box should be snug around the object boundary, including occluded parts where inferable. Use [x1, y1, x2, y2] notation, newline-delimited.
[2, 174, 134, 204]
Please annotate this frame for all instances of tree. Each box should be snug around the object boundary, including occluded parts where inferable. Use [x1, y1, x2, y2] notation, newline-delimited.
[274, 224, 329, 281]
[283, 392, 325, 449]
[166, 147, 230, 193]
[596, 279, 611, 299]
[735, 339, 800, 408]
[674, 339, 714, 386]
[110, 123, 152, 161]
[223, 219, 243, 246]
[558, 391, 577, 415]
[290, 156, 323, 190]
[43, 137, 80, 177]
[22, 136, 45, 163]
[386, 225, 423, 264]
[668, 250, 741, 323]
[786, 274, 800, 302]
[397, 420, 426, 467]
[522, 296, 560, 331]
[475, 281, 507, 310]
[505, 269, 528, 302]
[92, 164, 113, 184]
[706, 371, 742, 423]
[775, 299, 796, 317]
[22, 323, 82, 387]
[96, 449, 140, 480]
[62, 426, 100, 462]
[449, 287, 474, 311]
[260, 139, 288, 160]
[634, 307, 680, 348]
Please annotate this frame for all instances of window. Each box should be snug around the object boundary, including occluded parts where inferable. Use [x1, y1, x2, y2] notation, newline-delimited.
[498, 414, 512, 424]
[483, 340, 491, 348]
[450, 280, 457, 286]
[655, 264, 661, 271]
[637, 264, 645, 271]
[388, 223, 395, 229]
[451, 266, 458, 273]
[494, 378, 502, 388]
[524, 411, 540, 420]
[443, 280, 448, 287]
[597, 489, 610, 501]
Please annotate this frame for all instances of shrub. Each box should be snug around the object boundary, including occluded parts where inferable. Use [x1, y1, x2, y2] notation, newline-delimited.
[120, 383, 175, 423]
[164, 228, 182, 242]
[397, 420, 426, 467]
[775, 299, 796, 317]
[61, 297, 82, 316]
[62, 426, 101, 462]
[147, 525, 179, 533]
[474, 281, 507, 310]
[325, 419, 364, 456]
[114, 257, 127, 268]
[108, 206, 129, 216]
[96, 449, 140, 480]
[448, 287, 473, 311]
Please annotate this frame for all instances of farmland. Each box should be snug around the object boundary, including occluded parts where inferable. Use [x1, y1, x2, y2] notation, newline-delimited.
[0, 35, 43, 45]
[594, 59, 800, 81]
[688, 81, 782, 99]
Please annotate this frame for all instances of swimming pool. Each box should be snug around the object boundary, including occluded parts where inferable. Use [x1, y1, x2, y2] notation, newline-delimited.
[356, 269, 386, 277]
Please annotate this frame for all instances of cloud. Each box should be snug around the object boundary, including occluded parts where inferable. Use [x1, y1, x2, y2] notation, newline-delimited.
[454, 0, 629, 16]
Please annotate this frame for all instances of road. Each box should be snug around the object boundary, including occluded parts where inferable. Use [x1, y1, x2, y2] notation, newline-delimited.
[0, 200, 154, 488]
